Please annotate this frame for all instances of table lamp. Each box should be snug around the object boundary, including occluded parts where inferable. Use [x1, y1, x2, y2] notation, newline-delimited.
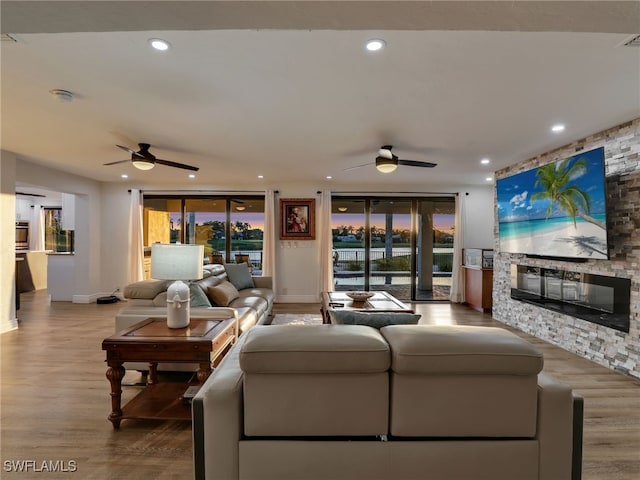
[151, 243, 204, 328]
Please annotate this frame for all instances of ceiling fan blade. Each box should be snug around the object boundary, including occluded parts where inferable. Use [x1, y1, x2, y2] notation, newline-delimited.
[103, 159, 132, 166]
[398, 159, 437, 168]
[155, 159, 200, 171]
[116, 144, 144, 158]
[343, 162, 373, 172]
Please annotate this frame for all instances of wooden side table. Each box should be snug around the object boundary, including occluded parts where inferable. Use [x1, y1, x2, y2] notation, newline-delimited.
[102, 317, 236, 429]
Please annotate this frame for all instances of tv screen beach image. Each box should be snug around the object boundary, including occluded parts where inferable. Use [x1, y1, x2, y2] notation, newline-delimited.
[496, 147, 608, 260]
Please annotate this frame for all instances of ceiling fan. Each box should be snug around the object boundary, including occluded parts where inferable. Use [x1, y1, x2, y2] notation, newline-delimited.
[344, 145, 437, 173]
[104, 143, 199, 171]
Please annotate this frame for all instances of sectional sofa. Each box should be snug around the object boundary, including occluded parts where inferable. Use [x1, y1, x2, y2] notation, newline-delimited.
[192, 323, 583, 480]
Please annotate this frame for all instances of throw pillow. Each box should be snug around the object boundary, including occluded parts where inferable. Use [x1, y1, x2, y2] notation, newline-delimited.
[224, 263, 255, 290]
[207, 281, 240, 307]
[329, 310, 421, 329]
[189, 283, 212, 308]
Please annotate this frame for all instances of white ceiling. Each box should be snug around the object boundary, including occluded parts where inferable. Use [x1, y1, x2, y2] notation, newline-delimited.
[2, 1, 640, 193]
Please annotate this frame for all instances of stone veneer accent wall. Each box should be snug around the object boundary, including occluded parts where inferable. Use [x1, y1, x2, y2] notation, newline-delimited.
[493, 118, 640, 380]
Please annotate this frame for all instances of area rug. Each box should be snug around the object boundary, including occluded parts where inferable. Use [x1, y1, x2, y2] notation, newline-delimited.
[270, 314, 323, 325]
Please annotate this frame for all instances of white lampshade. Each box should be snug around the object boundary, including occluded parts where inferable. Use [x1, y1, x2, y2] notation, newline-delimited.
[151, 243, 204, 328]
[151, 243, 204, 280]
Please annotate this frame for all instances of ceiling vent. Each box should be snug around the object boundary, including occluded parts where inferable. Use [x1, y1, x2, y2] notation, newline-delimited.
[620, 34, 640, 47]
[1, 34, 17, 43]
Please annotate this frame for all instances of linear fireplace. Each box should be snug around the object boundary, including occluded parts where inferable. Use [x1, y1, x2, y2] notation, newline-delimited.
[510, 265, 630, 333]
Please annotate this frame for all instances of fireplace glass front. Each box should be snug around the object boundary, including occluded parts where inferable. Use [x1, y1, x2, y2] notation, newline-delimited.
[510, 265, 630, 333]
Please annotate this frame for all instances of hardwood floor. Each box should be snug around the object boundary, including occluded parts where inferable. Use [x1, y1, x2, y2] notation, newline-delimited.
[1, 292, 639, 479]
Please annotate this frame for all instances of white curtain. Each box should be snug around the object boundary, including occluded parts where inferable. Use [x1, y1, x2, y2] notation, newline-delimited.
[449, 193, 465, 303]
[30, 206, 45, 251]
[319, 190, 334, 292]
[261, 190, 277, 294]
[128, 189, 144, 283]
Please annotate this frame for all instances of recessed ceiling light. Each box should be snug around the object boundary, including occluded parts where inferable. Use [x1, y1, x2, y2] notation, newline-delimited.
[480, 158, 490, 165]
[486, 177, 493, 182]
[258, 175, 264, 179]
[366, 39, 386, 52]
[551, 124, 565, 133]
[120, 174, 128, 179]
[149, 38, 170, 51]
[188, 174, 195, 179]
[326, 176, 333, 180]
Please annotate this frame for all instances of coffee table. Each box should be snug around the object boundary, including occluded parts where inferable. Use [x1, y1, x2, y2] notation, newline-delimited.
[321, 291, 414, 324]
[102, 316, 236, 429]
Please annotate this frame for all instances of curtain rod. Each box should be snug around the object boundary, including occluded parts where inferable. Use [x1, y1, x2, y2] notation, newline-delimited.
[318, 191, 458, 196]
[129, 189, 275, 194]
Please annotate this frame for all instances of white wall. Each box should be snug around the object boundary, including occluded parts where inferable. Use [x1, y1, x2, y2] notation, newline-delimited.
[274, 187, 322, 303]
[1, 151, 18, 333]
[100, 183, 140, 293]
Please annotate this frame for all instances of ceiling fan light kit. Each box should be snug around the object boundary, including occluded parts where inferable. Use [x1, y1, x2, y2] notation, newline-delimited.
[132, 159, 155, 170]
[375, 157, 398, 173]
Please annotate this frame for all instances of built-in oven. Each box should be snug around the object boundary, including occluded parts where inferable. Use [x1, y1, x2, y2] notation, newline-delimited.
[15, 221, 29, 250]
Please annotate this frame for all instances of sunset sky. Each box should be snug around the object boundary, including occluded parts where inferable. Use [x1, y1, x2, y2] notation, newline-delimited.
[175, 212, 454, 234]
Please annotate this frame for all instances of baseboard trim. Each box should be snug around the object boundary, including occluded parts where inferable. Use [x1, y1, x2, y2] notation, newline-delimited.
[0, 317, 19, 334]
[276, 295, 321, 303]
[73, 291, 126, 304]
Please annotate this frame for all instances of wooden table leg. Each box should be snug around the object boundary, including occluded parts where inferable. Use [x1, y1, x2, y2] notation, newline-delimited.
[197, 362, 212, 384]
[106, 363, 125, 429]
[147, 362, 158, 385]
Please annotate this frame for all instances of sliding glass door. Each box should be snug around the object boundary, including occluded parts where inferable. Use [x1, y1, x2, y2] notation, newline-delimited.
[331, 196, 454, 301]
[369, 199, 412, 299]
[414, 198, 455, 301]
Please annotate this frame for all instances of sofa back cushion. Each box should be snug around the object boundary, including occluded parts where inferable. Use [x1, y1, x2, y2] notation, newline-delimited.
[381, 325, 543, 438]
[224, 263, 255, 290]
[123, 279, 172, 300]
[240, 325, 390, 437]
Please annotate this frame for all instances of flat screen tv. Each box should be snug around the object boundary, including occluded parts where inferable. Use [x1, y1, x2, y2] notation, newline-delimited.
[497, 146, 608, 260]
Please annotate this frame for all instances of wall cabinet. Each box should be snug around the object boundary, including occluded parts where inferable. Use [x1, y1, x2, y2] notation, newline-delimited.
[463, 249, 493, 312]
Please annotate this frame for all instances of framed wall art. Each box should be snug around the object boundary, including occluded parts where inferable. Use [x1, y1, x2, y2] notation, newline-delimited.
[280, 198, 315, 240]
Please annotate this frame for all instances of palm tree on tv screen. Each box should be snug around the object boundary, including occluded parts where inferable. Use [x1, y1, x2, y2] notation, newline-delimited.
[530, 157, 605, 229]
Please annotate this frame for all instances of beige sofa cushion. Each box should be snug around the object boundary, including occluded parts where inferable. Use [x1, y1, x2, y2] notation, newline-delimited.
[380, 325, 543, 374]
[381, 325, 543, 438]
[240, 325, 390, 436]
[123, 279, 171, 299]
[240, 325, 390, 373]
